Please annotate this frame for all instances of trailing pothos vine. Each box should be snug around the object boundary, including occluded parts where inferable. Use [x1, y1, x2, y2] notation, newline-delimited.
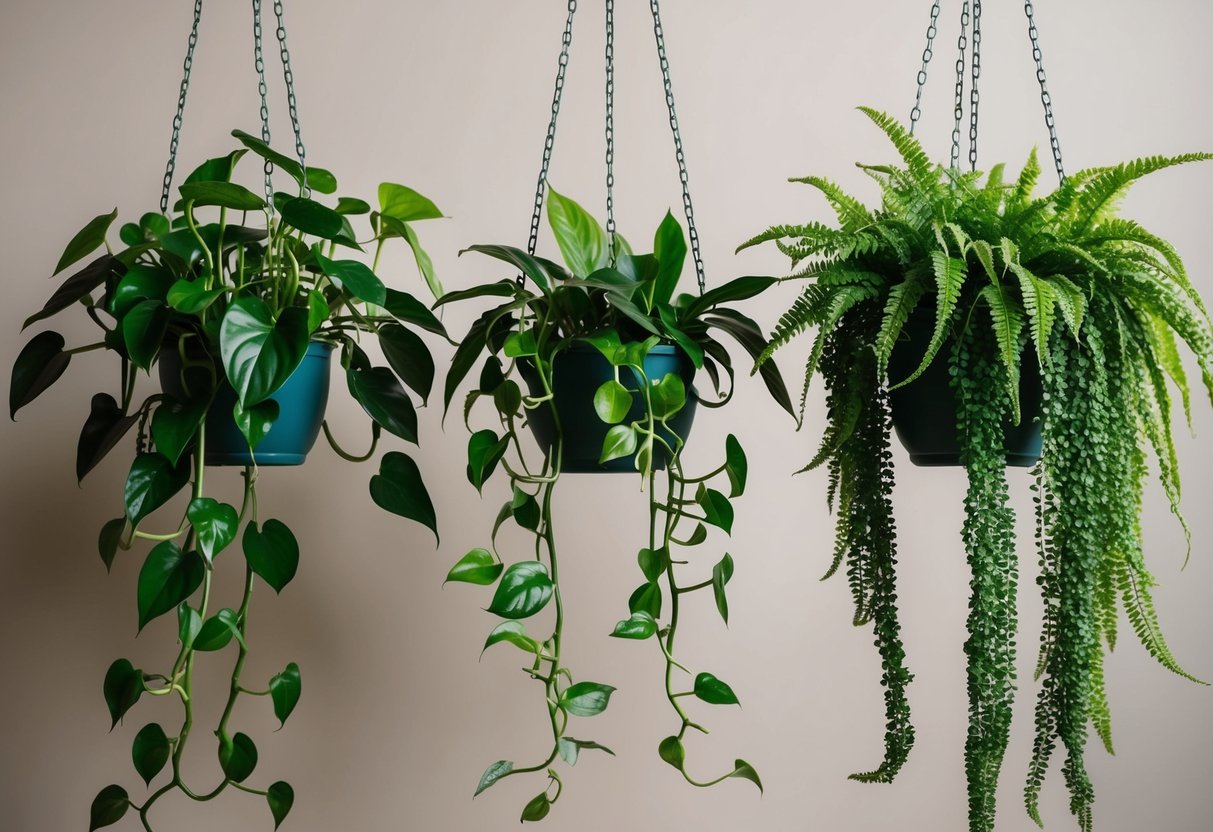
[743, 108, 1213, 831]
[441, 191, 787, 821]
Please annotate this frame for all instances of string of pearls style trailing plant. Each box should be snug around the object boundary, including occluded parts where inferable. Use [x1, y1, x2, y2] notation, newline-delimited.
[440, 191, 787, 822]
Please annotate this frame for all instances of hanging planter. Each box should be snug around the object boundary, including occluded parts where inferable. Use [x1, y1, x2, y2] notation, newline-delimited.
[740, 2, 1213, 830]
[887, 309, 1043, 466]
[9, 3, 444, 829]
[435, 0, 794, 822]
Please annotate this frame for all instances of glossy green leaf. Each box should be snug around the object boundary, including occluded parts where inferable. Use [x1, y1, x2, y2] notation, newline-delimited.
[193, 608, 244, 652]
[57, 209, 117, 275]
[124, 453, 191, 526]
[559, 682, 616, 717]
[231, 129, 337, 194]
[281, 197, 356, 246]
[220, 298, 309, 407]
[88, 784, 129, 831]
[520, 793, 551, 823]
[467, 429, 508, 492]
[482, 621, 541, 656]
[383, 288, 447, 336]
[694, 672, 740, 706]
[177, 602, 202, 650]
[503, 330, 537, 358]
[77, 393, 139, 482]
[712, 553, 734, 625]
[370, 452, 438, 541]
[137, 542, 205, 631]
[179, 181, 265, 211]
[475, 760, 514, 797]
[583, 329, 624, 364]
[187, 498, 239, 563]
[610, 611, 657, 640]
[637, 547, 670, 582]
[183, 149, 246, 186]
[658, 736, 685, 770]
[628, 582, 662, 618]
[112, 265, 174, 318]
[697, 486, 734, 535]
[730, 759, 763, 792]
[494, 379, 523, 417]
[652, 211, 688, 307]
[396, 218, 443, 299]
[10, 331, 71, 418]
[599, 424, 638, 464]
[462, 244, 561, 291]
[348, 366, 418, 443]
[270, 662, 301, 727]
[99, 518, 126, 572]
[232, 399, 279, 451]
[150, 396, 208, 466]
[336, 196, 370, 215]
[593, 379, 632, 424]
[446, 548, 503, 586]
[131, 722, 170, 785]
[121, 299, 169, 371]
[267, 781, 294, 829]
[510, 487, 540, 531]
[315, 252, 386, 305]
[218, 731, 258, 783]
[24, 254, 120, 329]
[650, 372, 687, 420]
[443, 310, 492, 415]
[486, 561, 553, 620]
[102, 659, 143, 728]
[680, 523, 708, 547]
[557, 738, 616, 766]
[724, 434, 747, 497]
[379, 183, 443, 222]
[379, 323, 434, 403]
[166, 278, 224, 315]
[243, 520, 299, 594]
[547, 188, 608, 277]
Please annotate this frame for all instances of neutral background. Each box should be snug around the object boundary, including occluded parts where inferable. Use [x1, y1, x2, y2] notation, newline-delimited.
[1, 1, 1210, 830]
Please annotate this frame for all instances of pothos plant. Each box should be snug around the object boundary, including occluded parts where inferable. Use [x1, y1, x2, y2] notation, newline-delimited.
[741, 107, 1213, 832]
[439, 190, 793, 821]
[10, 131, 445, 830]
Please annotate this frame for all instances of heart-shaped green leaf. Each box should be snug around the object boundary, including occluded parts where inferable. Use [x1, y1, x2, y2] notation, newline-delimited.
[243, 520, 299, 594]
[267, 781, 295, 829]
[369, 452, 438, 541]
[467, 429, 508, 492]
[315, 252, 386, 306]
[599, 424, 638, 465]
[446, 548, 503, 586]
[558, 682, 616, 717]
[111, 264, 174, 318]
[347, 365, 418, 443]
[232, 399, 279, 451]
[486, 562, 553, 620]
[193, 608, 244, 652]
[124, 453, 191, 526]
[150, 397, 208, 466]
[593, 379, 632, 424]
[102, 659, 143, 728]
[77, 393, 139, 482]
[99, 518, 126, 572]
[712, 553, 734, 625]
[177, 603, 202, 650]
[219, 297, 310, 407]
[724, 434, 747, 497]
[136, 542, 205, 631]
[637, 547, 670, 582]
[131, 723, 170, 785]
[187, 498, 239, 563]
[379, 183, 443, 222]
[650, 372, 687, 420]
[379, 323, 435, 403]
[88, 784, 129, 831]
[520, 793, 551, 823]
[482, 621, 541, 657]
[697, 485, 734, 535]
[658, 736, 685, 770]
[231, 129, 337, 193]
[218, 731, 258, 782]
[610, 611, 658, 640]
[10, 331, 71, 418]
[166, 278, 225, 315]
[57, 209, 117, 275]
[270, 662, 301, 727]
[475, 760, 513, 797]
[628, 582, 662, 618]
[121, 299, 170, 371]
[694, 672, 740, 706]
[730, 759, 763, 792]
[281, 197, 357, 246]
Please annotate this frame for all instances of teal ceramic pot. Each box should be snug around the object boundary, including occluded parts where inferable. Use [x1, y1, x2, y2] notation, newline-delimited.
[518, 344, 698, 473]
[887, 310, 1043, 468]
[158, 342, 334, 466]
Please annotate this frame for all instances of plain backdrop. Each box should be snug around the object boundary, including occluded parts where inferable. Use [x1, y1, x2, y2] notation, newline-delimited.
[1, 1, 1211, 831]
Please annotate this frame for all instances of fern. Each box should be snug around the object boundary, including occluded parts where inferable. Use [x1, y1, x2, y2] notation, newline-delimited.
[891, 251, 966, 389]
[788, 175, 874, 232]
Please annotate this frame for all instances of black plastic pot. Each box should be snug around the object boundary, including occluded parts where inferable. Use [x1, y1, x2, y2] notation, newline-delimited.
[518, 344, 698, 473]
[158, 342, 334, 466]
[887, 310, 1043, 468]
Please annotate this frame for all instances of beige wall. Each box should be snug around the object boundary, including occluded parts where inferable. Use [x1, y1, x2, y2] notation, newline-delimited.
[2, 1, 1212, 830]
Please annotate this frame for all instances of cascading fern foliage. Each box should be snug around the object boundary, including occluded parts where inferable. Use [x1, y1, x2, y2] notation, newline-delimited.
[742, 107, 1213, 831]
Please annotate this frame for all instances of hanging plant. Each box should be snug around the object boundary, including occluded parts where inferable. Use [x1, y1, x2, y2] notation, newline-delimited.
[741, 105, 1212, 831]
[442, 190, 791, 822]
[9, 4, 443, 828]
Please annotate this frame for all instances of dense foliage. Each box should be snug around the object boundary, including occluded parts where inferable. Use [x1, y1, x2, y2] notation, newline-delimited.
[441, 192, 787, 821]
[10, 132, 444, 830]
[743, 107, 1213, 831]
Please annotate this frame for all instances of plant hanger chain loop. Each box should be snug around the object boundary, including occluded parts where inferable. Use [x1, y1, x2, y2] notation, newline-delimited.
[1025, 0, 1066, 183]
[159, 0, 204, 215]
[649, 0, 706, 295]
[950, 1, 970, 172]
[605, 0, 617, 258]
[969, 0, 982, 172]
[253, 0, 275, 209]
[525, 0, 579, 274]
[908, 1, 941, 136]
[273, 0, 310, 197]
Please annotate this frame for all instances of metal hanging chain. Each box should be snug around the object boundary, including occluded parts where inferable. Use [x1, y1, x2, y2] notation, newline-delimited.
[950, 1, 970, 172]
[968, 0, 982, 171]
[649, 0, 706, 294]
[604, 0, 617, 259]
[1024, 0, 1066, 183]
[273, 0, 310, 196]
[252, 0, 275, 210]
[908, 1, 941, 136]
[159, 0, 204, 215]
[525, 0, 580, 272]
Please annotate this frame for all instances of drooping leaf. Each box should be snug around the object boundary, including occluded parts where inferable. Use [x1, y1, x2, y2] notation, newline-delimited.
[445, 548, 503, 586]
[24, 254, 121, 329]
[697, 486, 734, 534]
[88, 784, 129, 831]
[219, 298, 310, 407]
[131, 723, 170, 785]
[218, 731, 258, 783]
[486, 561, 554, 620]
[557, 738, 616, 766]
[270, 662, 302, 727]
[10, 331, 71, 418]
[658, 736, 685, 770]
[102, 659, 143, 728]
[724, 435, 748, 497]
[193, 608, 243, 652]
[281, 197, 358, 247]
[481, 621, 541, 657]
[599, 424, 638, 464]
[99, 518, 126, 572]
[187, 498, 239, 563]
[77, 394, 139, 482]
[474, 760, 514, 797]
[232, 399, 280, 451]
[712, 553, 735, 625]
[637, 546, 670, 582]
[519, 792, 551, 823]
[369, 452, 438, 541]
[243, 520, 300, 594]
[231, 129, 337, 194]
[136, 542, 205, 631]
[730, 759, 764, 792]
[177, 603, 202, 650]
[124, 453, 191, 527]
[558, 682, 616, 717]
[379, 323, 435, 403]
[347, 365, 418, 443]
[467, 429, 508, 491]
[150, 396, 208, 466]
[267, 781, 295, 830]
[121, 299, 170, 371]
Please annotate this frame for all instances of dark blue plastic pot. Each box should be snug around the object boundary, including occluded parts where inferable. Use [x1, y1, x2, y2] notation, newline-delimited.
[158, 342, 334, 466]
[518, 344, 698, 474]
[887, 310, 1042, 468]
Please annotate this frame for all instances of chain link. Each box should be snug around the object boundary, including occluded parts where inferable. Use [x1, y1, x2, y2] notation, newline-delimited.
[273, 0, 309, 196]
[649, 0, 705, 294]
[1025, 0, 1066, 183]
[160, 0, 204, 215]
[968, 0, 982, 171]
[525, 0, 579, 274]
[908, 1, 941, 136]
[605, 0, 616, 257]
[950, 1, 970, 172]
[252, 0, 274, 209]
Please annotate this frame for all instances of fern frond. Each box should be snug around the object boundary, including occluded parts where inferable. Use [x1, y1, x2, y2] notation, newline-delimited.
[856, 106, 935, 185]
[735, 221, 843, 254]
[1008, 148, 1042, 214]
[980, 282, 1026, 423]
[1072, 153, 1213, 232]
[1047, 275, 1088, 337]
[1010, 262, 1058, 369]
[874, 274, 928, 379]
[788, 175, 874, 233]
[890, 251, 967, 389]
[1118, 555, 1205, 683]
